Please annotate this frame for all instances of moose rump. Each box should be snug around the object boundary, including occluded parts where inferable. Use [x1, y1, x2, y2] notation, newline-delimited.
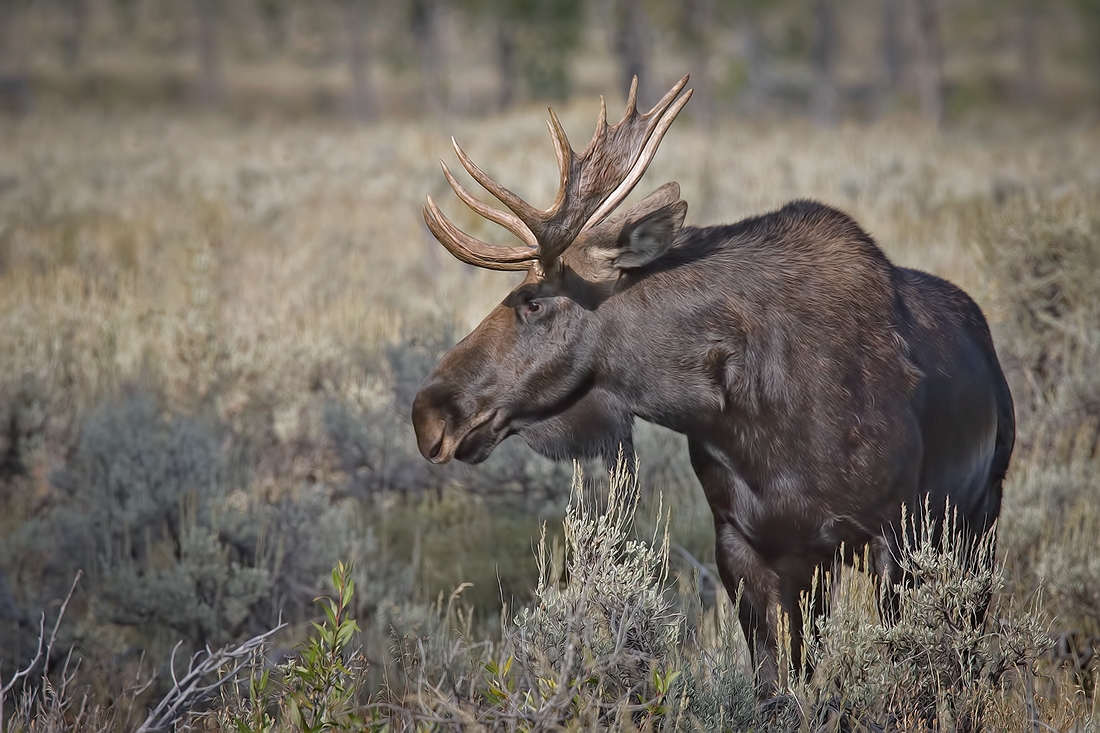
[410, 76, 1015, 696]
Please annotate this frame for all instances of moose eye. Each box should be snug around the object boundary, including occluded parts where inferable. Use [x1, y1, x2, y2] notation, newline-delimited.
[524, 300, 543, 317]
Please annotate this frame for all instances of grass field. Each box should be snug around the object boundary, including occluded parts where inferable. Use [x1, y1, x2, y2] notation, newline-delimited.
[1, 95, 1099, 728]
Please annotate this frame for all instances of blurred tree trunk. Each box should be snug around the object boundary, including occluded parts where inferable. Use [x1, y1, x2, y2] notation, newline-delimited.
[485, 0, 581, 108]
[1017, 0, 1043, 104]
[495, 19, 516, 111]
[257, 0, 290, 52]
[1081, 0, 1100, 98]
[912, 0, 943, 125]
[0, 1, 18, 65]
[343, 0, 374, 121]
[0, 0, 32, 114]
[112, 0, 139, 34]
[412, 0, 447, 116]
[612, 0, 650, 104]
[0, 568, 19, 622]
[60, 0, 89, 70]
[684, 0, 715, 125]
[811, 0, 838, 125]
[194, 0, 223, 107]
[740, 10, 771, 112]
[882, 0, 904, 94]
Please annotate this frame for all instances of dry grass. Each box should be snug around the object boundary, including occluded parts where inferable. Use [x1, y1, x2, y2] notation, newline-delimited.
[3, 105, 1096, 458]
[1, 99, 1100, 728]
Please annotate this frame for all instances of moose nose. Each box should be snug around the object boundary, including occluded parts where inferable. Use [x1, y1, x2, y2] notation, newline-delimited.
[411, 389, 451, 463]
[420, 419, 447, 463]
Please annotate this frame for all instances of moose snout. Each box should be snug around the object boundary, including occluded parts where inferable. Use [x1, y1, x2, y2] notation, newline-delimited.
[412, 391, 449, 463]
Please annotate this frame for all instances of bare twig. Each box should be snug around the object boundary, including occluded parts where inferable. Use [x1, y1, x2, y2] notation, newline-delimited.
[675, 544, 717, 588]
[42, 571, 83, 691]
[0, 613, 46, 696]
[0, 571, 83, 733]
[134, 621, 287, 733]
[1020, 662, 1041, 733]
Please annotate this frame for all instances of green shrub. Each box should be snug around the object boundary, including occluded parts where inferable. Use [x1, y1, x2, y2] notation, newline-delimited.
[1038, 503, 1100, 634]
[806, 505, 1049, 731]
[511, 459, 681, 703]
[219, 562, 368, 733]
[369, 458, 763, 732]
[37, 396, 270, 650]
[982, 187, 1100, 639]
[0, 373, 48, 484]
[1, 461, 1081, 731]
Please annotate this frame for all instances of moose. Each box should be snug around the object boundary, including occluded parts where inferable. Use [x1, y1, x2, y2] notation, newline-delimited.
[411, 76, 1014, 695]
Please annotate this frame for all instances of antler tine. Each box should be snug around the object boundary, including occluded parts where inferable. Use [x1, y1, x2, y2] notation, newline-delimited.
[439, 161, 540, 249]
[586, 96, 608, 152]
[451, 138, 542, 223]
[545, 108, 574, 215]
[579, 75, 690, 160]
[620, 76, 639, 125]
[423, 195, 537, 271]
[423, 76, 691, 274]
[643, 74, 690, 123]
[581, 84, 693, 231]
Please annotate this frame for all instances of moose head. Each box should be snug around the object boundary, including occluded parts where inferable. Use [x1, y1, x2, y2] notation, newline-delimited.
[412, 77, 693, 467]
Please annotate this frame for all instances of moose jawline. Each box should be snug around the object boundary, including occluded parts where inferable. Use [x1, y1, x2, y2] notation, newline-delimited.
[452, 375, 603, 464]
[453, 411, 510, 464]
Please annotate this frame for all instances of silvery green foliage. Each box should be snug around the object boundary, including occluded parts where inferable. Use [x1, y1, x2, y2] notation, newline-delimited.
[50, 397, 220, 556]
[277, 486, 416, 623]
[46, 396, 270, 647]
[386, 324, 460, 418]
[983, 192, 1100, 468]
[513, 458, 681, 702]
[670, 643, 761, 732]
[808, 502, 1049, 730]
[381, 458, 765, 731]
[322, 398, 438, 499]
[979, 193, 1099, 677]
[321, 326, 453, 499]
[1037, 504, 1100, 630]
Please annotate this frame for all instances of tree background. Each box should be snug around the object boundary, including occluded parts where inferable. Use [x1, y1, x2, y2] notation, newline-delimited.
[0, 0, 1096, 121]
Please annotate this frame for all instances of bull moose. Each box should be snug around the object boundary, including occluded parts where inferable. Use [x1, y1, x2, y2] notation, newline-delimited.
[411, 76, 1014, 695]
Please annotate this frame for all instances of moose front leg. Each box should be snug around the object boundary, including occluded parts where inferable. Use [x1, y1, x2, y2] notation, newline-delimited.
[714, 522, 782, 698]
[780, 566, 831, 685]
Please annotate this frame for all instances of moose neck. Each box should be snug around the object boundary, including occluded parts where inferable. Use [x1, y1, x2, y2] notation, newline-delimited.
[595, 267, 735, 440]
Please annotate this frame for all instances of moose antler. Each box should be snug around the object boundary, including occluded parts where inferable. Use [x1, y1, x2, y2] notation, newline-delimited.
[423, 75, 693, 273]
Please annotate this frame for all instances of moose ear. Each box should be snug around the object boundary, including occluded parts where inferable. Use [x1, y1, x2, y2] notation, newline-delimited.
[613, 200, 688, 270]
[578, 182, 687, 280]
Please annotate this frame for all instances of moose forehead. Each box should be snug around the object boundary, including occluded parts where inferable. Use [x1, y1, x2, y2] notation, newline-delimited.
[504, 264, 615, 310]
[502, 282, 553, 307]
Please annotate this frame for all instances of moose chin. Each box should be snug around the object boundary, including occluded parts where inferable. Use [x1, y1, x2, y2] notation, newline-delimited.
[411, 75, 1014, 698]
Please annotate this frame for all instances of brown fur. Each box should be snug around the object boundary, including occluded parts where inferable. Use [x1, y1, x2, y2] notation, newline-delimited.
[413, 191, 1014, 696]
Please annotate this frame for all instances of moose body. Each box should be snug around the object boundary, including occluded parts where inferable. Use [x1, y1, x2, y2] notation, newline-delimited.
[411, 77, 1014, 694]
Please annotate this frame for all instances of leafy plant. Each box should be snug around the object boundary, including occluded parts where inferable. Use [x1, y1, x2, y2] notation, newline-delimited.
[283, 562, 367, 732]
[222, 562, 368, 733]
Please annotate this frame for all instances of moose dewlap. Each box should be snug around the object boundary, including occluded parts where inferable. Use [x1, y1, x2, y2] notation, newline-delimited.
[411, 75, 1014, 696]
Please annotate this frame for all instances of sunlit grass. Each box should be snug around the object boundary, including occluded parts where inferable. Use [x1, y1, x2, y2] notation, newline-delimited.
[1, 104, 1099, 728]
